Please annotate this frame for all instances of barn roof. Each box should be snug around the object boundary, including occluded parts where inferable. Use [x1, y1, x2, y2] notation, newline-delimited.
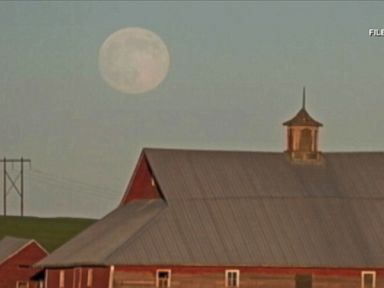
[38, 149, 384, 268]
[37, 200, 165, 267]
[0, 236, 35, 265]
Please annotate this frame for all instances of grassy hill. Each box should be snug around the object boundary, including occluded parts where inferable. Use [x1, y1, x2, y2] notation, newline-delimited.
[0, 215, 95, 252]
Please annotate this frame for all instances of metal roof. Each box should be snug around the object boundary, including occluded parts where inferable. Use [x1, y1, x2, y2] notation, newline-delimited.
[38, 199, 166, 267]
[145, 149, 384, 199]
[108, 198, 384, 267]
[38, 149, 384, 268]
[0, 236, 34, 265]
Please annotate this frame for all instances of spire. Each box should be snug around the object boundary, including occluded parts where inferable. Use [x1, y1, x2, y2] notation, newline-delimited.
[283, 90, 322, 127]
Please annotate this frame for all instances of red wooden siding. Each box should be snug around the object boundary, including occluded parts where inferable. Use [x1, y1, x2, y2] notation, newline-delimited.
[45, 265, 384, 288]
[121, 155, 162, 204]
[46, 267, 110, 288]
[0, 242, 47, 288]
[115, 265, 384, 276]
[114, 265, 384, 288]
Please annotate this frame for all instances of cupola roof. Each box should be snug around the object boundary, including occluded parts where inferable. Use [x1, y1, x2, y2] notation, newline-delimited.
[283, 87, 323, 127]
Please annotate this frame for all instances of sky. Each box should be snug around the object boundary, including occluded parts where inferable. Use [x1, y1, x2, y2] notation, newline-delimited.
[0, 1, 383, 218]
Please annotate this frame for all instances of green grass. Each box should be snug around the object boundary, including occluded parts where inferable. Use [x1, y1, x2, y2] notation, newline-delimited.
[0, 215, 95, 252]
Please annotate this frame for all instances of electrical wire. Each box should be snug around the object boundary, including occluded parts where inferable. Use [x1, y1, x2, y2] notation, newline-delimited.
[27, 168, 124, 201]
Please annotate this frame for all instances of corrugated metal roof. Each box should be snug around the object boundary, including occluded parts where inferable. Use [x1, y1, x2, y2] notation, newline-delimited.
[0, 236, 33, 265]
[38, 199, 166, 267]
[38, 149, 384, 268]
[144, 149, 384, 199]
[108, 198, 384, 267]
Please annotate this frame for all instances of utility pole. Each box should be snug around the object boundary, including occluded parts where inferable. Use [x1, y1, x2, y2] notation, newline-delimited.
[1, 158, 31, 216]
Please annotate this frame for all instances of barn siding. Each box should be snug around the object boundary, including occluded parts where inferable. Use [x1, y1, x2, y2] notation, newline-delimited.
[46, 267, 110, 288]
[113, 266, 384, 288]
[0, 242, 47, 288]
[121, 155, 162, 204]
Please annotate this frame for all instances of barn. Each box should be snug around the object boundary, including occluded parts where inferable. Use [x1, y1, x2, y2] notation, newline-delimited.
[38, 97, 384, 288]
[0, 236, 48, 288]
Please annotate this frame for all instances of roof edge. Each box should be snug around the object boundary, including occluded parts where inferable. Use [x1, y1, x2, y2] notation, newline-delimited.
[0, 238, 47, 266]
[143, 148, 384, 155]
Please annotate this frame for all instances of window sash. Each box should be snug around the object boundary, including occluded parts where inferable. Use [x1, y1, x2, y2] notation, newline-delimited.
[362, 271, 376, 288]
[225, 270, 240, 287]
[156, 269, 171, 288]
[16, 281, 29, 288]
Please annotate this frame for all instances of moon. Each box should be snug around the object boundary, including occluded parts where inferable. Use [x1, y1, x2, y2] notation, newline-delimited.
[99, 27, 170, 94]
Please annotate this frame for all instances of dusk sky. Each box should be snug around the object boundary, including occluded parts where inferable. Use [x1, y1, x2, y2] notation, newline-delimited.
[0, 2, 383, 218]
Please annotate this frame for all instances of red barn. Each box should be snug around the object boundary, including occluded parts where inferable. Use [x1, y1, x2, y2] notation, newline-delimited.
[38, 96, 384, 288]
[0, 236, 47, 288]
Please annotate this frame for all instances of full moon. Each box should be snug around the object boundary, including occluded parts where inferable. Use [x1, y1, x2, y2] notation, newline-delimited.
[99, 27, 170, 94]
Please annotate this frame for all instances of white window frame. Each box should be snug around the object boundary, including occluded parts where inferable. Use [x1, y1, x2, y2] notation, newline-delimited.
[156, 269, 171, 288]
[87, 268, 93, 287]
[362, 271, 376, 288]
[225, 269, 240, 287]
[16, 281, 29, 288]
[59, 270, 65, 288]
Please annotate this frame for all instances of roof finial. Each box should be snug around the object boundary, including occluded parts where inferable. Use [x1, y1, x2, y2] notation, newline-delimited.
[302, 86, 306, 109]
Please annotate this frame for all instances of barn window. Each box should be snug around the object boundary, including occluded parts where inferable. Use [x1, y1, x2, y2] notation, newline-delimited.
[299, 129, 312, 152]
[295, 274, 312, 288]
[288, 128, 294, 151]
[87, 269, 93, 287]
[59, 270, 65, 288]
[16, 281, 29, 288]
[362, 271, 376, 288]
[225, 270, 240, 287]
[156, 269, 171, 288]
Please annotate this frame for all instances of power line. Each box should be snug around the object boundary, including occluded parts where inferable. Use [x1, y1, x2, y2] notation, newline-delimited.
[30, 168, 122, 195]
[28, 169, 123, 202]
[2, 164, 126, 214]
[29, 174, 120, 200]
[30, 175, 117, 201]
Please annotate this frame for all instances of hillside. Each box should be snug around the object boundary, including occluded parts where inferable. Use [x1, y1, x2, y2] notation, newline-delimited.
[0, 215, 95, 252]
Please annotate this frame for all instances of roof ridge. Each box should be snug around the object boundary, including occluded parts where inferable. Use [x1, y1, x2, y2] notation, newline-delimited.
[144, 148, 284, 154]
[165, 196, 384, 201]
[144, 148, 384, 155]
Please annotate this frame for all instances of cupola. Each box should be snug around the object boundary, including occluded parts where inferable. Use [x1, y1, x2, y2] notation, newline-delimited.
[283, 87, 323, 161]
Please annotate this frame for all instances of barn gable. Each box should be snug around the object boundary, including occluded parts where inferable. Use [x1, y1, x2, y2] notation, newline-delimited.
[0, 236, 47, 265]
[0, 237, 30, 265]
[121, 152, 163, 204]
[0, 236, 48, 288]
